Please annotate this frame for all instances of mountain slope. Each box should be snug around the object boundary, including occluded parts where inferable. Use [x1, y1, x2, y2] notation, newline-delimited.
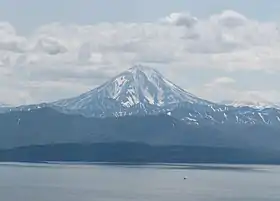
[0, 107, 231, 149]
[221, 99, 280, 109]
[2, 143, 280, 164]
[2, 65, 280, 127]
[50, 65, 280, 126]
[52, 65, 213, 117]
[0, 107, 280, 151]
[0, 103, 10, 113]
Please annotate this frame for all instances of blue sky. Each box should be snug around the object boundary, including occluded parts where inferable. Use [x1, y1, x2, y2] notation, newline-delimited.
[2, 0, 280, 33]
[0, 0, 280, 105]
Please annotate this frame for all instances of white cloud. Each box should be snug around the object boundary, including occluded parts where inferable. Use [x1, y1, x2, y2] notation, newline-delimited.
[0, 10, 280, 104]
[160, 12, 198, 28]
[197, 77, 279, 103]
[210, 10, 248, 28]
[193, 83, 280, 103]
[33, 36, 68, 55]
[205, 77, 236, 87]
[0, 22, 27, 52]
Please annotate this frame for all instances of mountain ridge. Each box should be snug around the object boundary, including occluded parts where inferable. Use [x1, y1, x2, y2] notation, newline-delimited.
[1, 65, 280, 127]
[221, 99, 280, 109]
[51, 65, 213, 117]
[1, 106, 280, 150]
[1, 65, 280, 152]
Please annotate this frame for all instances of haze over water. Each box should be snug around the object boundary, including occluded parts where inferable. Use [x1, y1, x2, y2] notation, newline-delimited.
[0, 163, 280, 201]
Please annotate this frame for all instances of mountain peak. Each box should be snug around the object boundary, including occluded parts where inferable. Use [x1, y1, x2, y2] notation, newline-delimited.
[53, 65, 210, 117]
[128, 64, 153, 71]
[127, 64, 159, 73]
[126, 64, 162, 80]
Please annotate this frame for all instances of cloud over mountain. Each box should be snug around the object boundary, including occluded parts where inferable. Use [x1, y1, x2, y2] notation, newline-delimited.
[0, 10, 280, 105]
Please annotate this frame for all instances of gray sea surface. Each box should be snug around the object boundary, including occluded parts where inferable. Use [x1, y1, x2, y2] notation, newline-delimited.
[0, 162, 279, 201]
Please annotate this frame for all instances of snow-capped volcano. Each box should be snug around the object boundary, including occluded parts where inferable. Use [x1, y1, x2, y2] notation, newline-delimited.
[2, 65, 280, 127]
[114, 65, 203, 107]
[52, 65, 212, 116]
[50, 65, 280, 126]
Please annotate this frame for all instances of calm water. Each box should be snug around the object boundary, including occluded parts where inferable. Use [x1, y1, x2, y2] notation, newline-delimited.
[0, 163, 280, 201]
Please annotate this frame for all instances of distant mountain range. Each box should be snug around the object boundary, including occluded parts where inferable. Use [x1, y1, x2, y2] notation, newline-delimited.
[0, 103, 10, 109]
[2, 65, 280, 127]
[1, 107, 280, 151]
[1, 65, 280, 163]
[2, 142, 280, 164]
[221, 100, 280, 109]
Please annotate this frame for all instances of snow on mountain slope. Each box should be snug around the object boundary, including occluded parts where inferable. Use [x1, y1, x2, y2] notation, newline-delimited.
[2, 65, 280, 127]
[52, 65, 213, 117]
[0, 103, 11, 113]
[50, 65, 280, 126]
[168, 104, 280, 126]
[0, 103, 49, 114]
[0, 103, 9, 107]
[221, 97, 280, 109]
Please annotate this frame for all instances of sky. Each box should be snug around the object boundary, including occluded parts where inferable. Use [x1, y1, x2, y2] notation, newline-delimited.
[0, 0, 280, 105]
